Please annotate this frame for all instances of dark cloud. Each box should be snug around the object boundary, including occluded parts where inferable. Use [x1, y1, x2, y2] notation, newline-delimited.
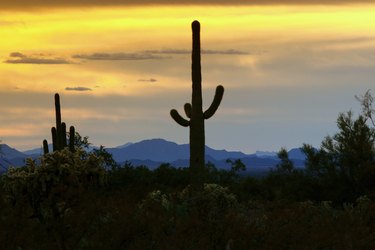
[202, 49, 249, 55]
[5, 58, 71, 64]
[0, 0, 373, 10]
[10, 52, 26, 58]
[4, 58, 70, 64]
[144, 49, 249, 55]
[138, 78, 158, 82]
[72, 53, 166, 60]
[65, 86, 92, 91]
[4, 52, 72, 64]
[144, 49, 190, 54]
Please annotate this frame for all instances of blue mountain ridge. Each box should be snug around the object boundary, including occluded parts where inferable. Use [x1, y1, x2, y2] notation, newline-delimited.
[0, 139, 307, 175]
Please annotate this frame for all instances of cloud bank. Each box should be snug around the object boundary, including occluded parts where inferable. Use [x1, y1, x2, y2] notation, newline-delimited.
[72, 53, 165, 60]
[144, 49, 249, 55]
[138, 78, 158, 82]
[4, 49, 247, 66]
[71, 49, 248, 62]
[65, 86, 92, 91]
[4, 52, 72, 64]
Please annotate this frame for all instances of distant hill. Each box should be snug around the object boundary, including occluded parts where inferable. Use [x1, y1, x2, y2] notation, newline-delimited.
[116, 142, 133, 149]
[0, 139, 308, 175]
[255, 151, 277, 158]
[287, 147, 307, 161]
[1, 144, 27, 159]
[106, 138, 249, 163]
[0, 144, 29, 173]
[22, 145, 51, 155]
[108, 139, 189, 163]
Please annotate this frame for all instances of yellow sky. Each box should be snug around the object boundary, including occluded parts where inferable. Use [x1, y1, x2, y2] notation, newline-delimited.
[2, 5, 375, 95]
[2, 4, 375, 151]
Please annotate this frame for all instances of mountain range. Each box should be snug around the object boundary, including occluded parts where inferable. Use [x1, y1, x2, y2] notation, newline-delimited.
[0, 138, 306, 176]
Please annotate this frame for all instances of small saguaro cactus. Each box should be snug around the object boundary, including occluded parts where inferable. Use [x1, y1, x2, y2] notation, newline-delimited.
[170, 20, 224, 185]
[43, 93, 75, 154]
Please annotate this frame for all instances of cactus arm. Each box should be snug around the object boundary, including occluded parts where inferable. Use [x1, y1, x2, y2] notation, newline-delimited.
[44, 93, 76, 153]
[51, 127, 57, 151]
[55, 93, 61, 128]
[62, 122, 67, 148]
[69, 126, 75, 153]
[55, 93, 61, 125]
[54, 93, 62, 149]
[43, 139, 49, 154]
[184, 103, 192, 118]
[170, 109, 190, 127]
[204, 85, 224, 119]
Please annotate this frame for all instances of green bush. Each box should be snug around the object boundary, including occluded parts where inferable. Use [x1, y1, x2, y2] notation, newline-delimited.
[1, 148, 106, 249]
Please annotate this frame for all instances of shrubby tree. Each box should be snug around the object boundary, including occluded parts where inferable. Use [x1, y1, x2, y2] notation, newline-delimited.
[1, 145, 106, 250]
[263, 148, 313, 202]
[71, 132, 90, 150]
[274, 148, 295, 175]
[226, 159, 246, 175]
[303, 111, 375, 202]
[66, 131, 119, 171]
[356, 89, 375, 126]
[93, 145, 119, 171]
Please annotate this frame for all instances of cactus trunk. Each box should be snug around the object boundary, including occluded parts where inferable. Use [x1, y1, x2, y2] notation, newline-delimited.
[43, 139, 49, 154]
[69, 126, 75, 153]
[170, 20, 224, 187]
[55, 93, 62, 150]
[190, 21, 205, 182]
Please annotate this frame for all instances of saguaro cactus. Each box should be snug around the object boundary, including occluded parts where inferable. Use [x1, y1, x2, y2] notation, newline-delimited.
[170, 20, 224, 184]
[43, 93, 75, 154]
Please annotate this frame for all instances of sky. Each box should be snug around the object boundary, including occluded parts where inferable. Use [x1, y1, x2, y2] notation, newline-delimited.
[1, 1, 375, 153]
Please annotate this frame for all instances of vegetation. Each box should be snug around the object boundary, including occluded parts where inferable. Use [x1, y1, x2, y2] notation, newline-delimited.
[2, 91, 375, 249]
[2, 94, 375, 248]
[1, 20, 375, 248]
[1, 148, 105, 249]
[1, 140, 375, 249]
[170, 20, 224, 187]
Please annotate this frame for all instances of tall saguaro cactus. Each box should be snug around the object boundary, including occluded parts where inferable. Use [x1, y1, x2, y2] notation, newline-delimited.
[43, 93, 75, 154]
[170, 20, 224, 184]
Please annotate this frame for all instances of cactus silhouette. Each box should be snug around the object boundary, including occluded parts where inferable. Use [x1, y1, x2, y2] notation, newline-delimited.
[170, 20, 224, 185]
[43, 93, 75, 154]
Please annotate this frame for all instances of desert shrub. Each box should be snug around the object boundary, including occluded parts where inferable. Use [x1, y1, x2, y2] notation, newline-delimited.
[1, 148, 106, 250]
[257, 197, 375, 249]
[133, 183, 241, 249]
[153, 163, 190, 190]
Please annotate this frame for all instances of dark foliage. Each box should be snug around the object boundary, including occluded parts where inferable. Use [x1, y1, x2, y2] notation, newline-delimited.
[2, 90, 375, 248]
[1, 142, 375, 249]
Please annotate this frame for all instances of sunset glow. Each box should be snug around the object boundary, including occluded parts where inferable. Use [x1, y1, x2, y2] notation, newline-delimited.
[1, 3, 375, 151]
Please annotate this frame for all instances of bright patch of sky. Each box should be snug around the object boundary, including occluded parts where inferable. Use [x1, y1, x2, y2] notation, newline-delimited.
[1, 4, 375, 152]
